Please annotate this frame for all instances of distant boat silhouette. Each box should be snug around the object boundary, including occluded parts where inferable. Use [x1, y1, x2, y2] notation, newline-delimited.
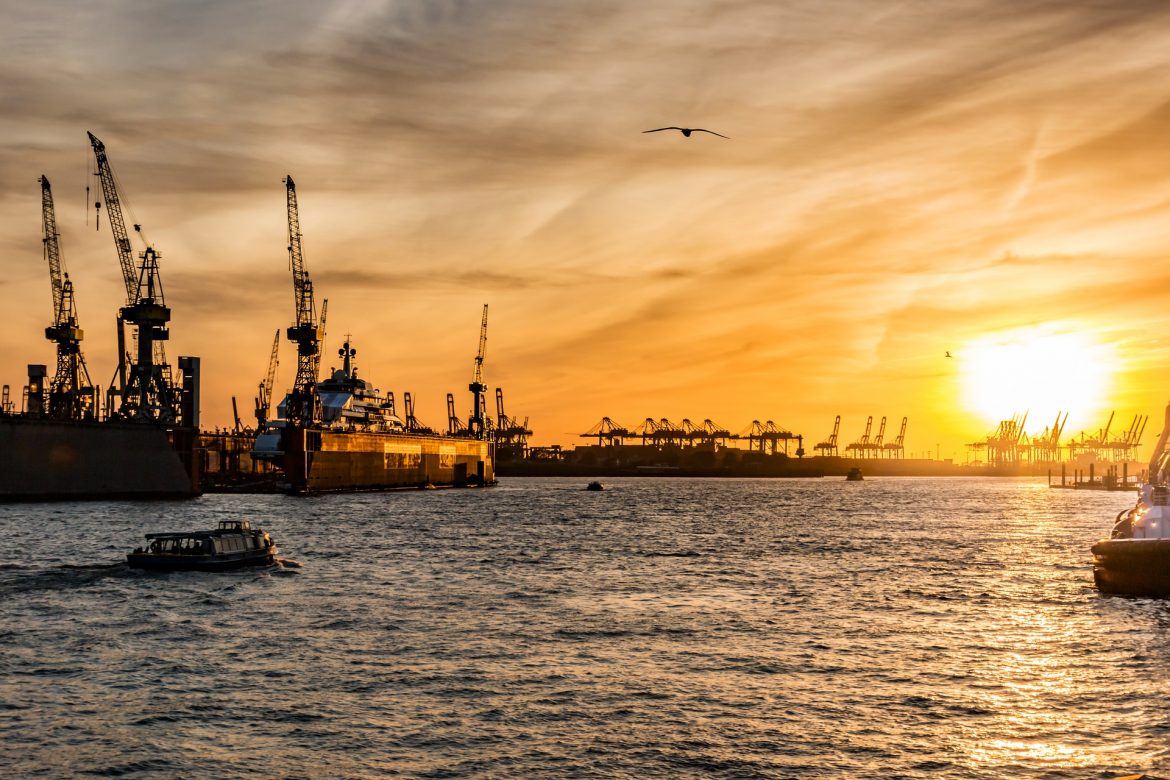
[643, 127, 729, 139]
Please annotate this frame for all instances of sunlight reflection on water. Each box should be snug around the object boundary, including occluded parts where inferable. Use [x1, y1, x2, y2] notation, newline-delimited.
[1, 477, 1168, 778]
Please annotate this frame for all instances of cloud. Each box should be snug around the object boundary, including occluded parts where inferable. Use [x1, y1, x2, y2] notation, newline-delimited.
[5, 1, 1170, 444]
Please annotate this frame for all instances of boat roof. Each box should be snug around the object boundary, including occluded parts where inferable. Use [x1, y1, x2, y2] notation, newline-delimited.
[144, 519, 256, 540]
[144, 531, 216, 540]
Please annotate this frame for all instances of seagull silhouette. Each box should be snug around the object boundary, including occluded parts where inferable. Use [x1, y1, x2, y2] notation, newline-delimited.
[643, 127, 729, 139]
[945, 351, 953, 358]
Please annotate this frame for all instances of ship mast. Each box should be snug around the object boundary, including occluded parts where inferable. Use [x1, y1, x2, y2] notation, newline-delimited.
[88, 132, 176, 423]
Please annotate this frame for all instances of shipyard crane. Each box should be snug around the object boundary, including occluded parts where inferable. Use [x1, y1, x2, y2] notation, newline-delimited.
[39, 176, 96, 420]
[815, 416, 840, 457]
[254, 330, 280, 427]
[283, 175, 324, 424]
[447, 392, 468, 435]
[845, 416, 873, 458]
[88, 132, 175, 422]
[871, 416, 887, 458]
[884, 417, 908, 459]
[313, 299, 329, 385]
[467, 304, 489, 438]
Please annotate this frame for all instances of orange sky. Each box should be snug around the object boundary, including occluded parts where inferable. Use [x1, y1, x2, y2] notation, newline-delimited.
[3, 1, 1170, 456]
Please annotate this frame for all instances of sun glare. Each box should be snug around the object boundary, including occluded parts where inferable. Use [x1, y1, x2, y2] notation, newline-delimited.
[958, 328, 1116, 432]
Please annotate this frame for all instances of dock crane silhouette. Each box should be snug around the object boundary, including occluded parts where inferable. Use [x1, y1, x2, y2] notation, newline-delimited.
[38, 176, 97, 420]
[467, 305, 489, 439]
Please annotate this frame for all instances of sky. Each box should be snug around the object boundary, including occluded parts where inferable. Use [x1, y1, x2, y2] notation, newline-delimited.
[4, 0, 1170, 457]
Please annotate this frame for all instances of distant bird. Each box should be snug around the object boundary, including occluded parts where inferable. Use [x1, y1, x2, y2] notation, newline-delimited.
[643, 127, 729, 139]
[945, 351, 953, 358]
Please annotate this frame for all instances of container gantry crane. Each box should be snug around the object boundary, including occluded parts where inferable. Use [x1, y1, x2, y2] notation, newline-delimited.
[282, 175, 324, 425]
[254, 329, 280, 428]
[884, 417, 907, 459]
[447, 392, 468, 435]
[815, 415, 840, 456]
[39, 175, 97, 420]
[88, 132, 176, 423]
[467, 304, 489, 438]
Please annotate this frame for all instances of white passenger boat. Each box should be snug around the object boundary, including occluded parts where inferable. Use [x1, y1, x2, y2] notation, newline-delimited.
[1092, 404, 1170, 596]
[127, 519, 278, 571]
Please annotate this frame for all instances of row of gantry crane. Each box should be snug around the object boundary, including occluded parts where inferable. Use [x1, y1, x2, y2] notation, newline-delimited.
[579, 414, 909, 458]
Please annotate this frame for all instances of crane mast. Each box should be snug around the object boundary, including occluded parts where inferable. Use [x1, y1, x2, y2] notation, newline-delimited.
[468, 304, 488, 438]
[254, 329, 280, 427]
[40, 176, 96, 420]
[87, 132, 175, 423]
[283, 175, 323, 425]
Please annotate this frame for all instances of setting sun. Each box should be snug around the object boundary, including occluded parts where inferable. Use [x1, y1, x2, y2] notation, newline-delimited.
[957, 327, 1117, 432]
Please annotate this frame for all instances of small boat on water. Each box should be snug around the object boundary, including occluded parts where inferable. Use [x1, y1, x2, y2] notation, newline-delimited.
[846, 467, 863, 481]
[1093, 405, 1170, 597]
[127, 519, 278, 572]
[585, 481, 604, 491]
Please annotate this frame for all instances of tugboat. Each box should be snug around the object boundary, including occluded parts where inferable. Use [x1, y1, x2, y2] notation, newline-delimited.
[846, 467, 864, 481]
[1092, 404, 1170, 596]
[127, 519, 278, 571]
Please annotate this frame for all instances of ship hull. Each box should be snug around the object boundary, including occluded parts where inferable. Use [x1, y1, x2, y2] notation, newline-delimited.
[1092, 538, 1170, 597]
[281, 426, 494, 494]
[0, 417, 199, 501]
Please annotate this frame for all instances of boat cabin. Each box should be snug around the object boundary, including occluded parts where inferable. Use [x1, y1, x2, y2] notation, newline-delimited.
[137, 519, 267, 556]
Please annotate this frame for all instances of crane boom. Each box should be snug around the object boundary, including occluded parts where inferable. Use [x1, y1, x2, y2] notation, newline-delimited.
[255, 329, 280, 427]
[40, 176, 65, 325]
[472, 304, 488, 385]
[87, 132, 138, 304]
[285, 175, 315, 332]
[313, 298, 328, 384]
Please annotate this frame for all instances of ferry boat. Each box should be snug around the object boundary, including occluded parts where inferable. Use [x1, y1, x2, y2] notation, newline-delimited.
[846, 467, 864, 481]
[127, 519, 277, 571]
[1092, 404, 1170, 597]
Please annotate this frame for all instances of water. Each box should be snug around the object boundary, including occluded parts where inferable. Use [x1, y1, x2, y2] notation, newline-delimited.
[1, 477, 1167, 779]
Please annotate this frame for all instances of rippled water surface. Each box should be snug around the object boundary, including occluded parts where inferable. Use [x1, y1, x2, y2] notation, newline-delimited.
[2, 477, 1168, 778]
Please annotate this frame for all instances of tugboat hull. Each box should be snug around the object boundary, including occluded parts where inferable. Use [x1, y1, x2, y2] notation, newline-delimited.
[1091, 538, 1170, 597]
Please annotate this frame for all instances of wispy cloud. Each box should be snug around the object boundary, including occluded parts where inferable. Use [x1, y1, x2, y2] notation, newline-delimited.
[4, 1, 1170, 443]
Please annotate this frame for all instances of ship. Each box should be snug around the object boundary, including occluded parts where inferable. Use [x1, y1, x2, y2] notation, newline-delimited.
[1092, 403, 1170, 597]
[252, 339, 495, 493]
[127, 519, 277, 571]
[0, 144, 201, 501]
[249, 176, 495, 495]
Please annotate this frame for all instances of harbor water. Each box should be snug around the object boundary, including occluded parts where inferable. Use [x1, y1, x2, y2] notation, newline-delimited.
[2, 477, 1168, 778]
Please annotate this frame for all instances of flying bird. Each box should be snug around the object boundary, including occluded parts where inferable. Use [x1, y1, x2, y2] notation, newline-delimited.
[643, 127, 729, 139]
[945, 351, 953, 358]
